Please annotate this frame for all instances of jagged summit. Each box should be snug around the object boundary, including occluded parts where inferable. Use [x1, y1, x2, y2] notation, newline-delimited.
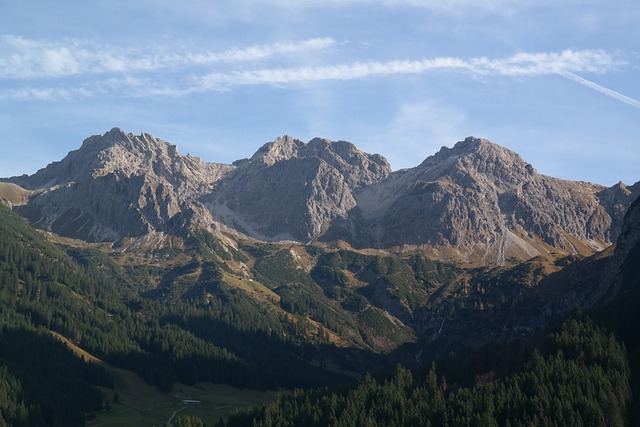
[248, 135, 391, 186]
[250, 135, 305, 165]
[334, 136, 638, 262]
[418, 136, 536, 180]
[14, 128, 231, 189]
[206, 135, 392, 242]
[80, 128, 182, 168]
[79, 127, 133, 150]
[306, 137, 391, 187]
[2, 129, 638, 262]
[12, 128, 178, 189]
[6, 129, 233, 241]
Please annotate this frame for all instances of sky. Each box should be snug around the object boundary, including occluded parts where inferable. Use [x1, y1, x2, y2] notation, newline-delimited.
[0, 1, 638, 186]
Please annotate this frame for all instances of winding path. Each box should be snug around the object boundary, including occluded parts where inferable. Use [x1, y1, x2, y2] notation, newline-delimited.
[166, 406, 187, 427]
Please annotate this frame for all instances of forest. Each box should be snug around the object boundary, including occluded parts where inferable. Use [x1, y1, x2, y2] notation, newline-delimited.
[225, 316, 632, 427]
[1, 197, 639, 425]
[0, 205, 373, 425]
[225, 205, 640, 426]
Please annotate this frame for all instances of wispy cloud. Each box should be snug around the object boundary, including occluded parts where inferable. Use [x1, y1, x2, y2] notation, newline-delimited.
[559, 71, 640, 109]
[0, 87, 81, 101]
[2, 45, 634, 109]
[194, 57, 472, 89]
[190, 49, 617, 90]
[183, 38, 335, 65]
[0, 35, 336, 79]
[470, 50, 616, 76]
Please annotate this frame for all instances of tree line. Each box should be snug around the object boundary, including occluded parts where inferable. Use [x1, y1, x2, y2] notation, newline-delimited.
[226, 316, 631, 426]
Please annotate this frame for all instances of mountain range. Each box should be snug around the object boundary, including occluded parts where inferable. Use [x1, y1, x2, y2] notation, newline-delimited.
[1, 128, 640, 425]
[2, 128, 638, 264]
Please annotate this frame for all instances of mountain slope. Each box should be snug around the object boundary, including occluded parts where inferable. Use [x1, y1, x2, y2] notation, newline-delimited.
[0, 203, 115, 426]
[2, 129, 640, 425]
[226, 194, 640, 427]
[7, 128, 232, 241]
[4, 128, 640, 426]
[331, 137, 639, 262]
[3, 130, 638, 262]
[204, 135, 391, 241]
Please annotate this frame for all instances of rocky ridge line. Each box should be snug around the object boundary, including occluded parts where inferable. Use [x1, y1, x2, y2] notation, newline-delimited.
[2, 130, 638, 263]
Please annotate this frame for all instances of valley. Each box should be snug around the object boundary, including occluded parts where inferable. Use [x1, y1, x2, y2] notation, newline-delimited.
[0, 130, 639, 426]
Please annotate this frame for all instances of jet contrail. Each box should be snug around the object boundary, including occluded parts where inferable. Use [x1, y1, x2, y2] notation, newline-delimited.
[560, 71, 640, 109]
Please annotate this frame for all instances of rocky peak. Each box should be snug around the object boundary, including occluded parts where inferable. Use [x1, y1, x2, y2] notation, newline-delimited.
[306, 138, 391, 187]
[340, 136, 639, 262]
[597, 181, 640, 242]
[7, 129, 233, 242]
[588, 194, 640, 305]
[15, 128, 231, 191]
[250, 135, 305, 165]
[418, 137, 536, 186]
[4, 130, 638, 263]
[79, 127, 130, 151]
[11, 128, 174, 189]
[612, 195, 640, 275]
[249, 136, 391, 184]
[206, 135, 391, 242]
[80, 128, 182, 178]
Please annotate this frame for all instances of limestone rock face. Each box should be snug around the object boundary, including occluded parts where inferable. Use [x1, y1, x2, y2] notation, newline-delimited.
[8, 128, 233, 241]
[204, 135, 391, 241]
[588, 194, 640, 305]
[0, 182, 31, 207]
[331, 137, 639, 262]
[3, 130, 638, 263]
[596, 181, 640, 241]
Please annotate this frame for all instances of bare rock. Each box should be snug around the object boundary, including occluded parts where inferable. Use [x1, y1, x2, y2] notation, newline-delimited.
[3, 131, 638, 263]
[7, 128, 233, 241]
[204, 135, 391, 242]
[330, 137, 639, 262]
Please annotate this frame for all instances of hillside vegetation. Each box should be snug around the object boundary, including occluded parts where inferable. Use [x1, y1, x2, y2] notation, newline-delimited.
[1, 193, 639, 425]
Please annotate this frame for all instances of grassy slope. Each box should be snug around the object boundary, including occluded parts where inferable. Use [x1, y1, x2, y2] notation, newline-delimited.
[51, 331, 275, 426]
[96, 370, 275, 427]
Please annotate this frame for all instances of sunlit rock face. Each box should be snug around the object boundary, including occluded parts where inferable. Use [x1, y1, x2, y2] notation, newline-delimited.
[4, 130, 638, 263]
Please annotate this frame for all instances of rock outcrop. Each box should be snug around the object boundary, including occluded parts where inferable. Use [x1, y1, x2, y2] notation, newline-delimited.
[3, 130, 638, 263]
[587, 194, 640, 305]
[7, 128, 233, 241]
[329, 137, 639, 262]
[204, 135, 391, 241]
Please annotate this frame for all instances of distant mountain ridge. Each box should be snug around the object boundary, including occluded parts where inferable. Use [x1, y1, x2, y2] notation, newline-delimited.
[205, 135, 391, 242]
[2, 129, 638, 262]
[331, 137, 639, 262]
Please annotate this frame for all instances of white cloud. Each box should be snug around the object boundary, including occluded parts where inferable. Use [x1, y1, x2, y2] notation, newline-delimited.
[0, 87, 75, 101]
[191, 49, 616, 90]
[191, 58, 466, 90]
[472, 50, 617, 76]
[184, 38, 335, 65]
[3, 46, 634, 111]
[0, 35, 336, 79]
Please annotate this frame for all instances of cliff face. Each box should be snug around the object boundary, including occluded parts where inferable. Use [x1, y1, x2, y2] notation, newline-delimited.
[586, 194, 640, 305]
[3, 130, 638, 263]
[203, 135, 391, 241]
[8, 128, 233, 241]
[331, 137, 638, 262]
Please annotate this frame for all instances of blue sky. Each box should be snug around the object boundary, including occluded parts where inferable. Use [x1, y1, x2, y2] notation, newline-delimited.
[1, 1, 638, 186]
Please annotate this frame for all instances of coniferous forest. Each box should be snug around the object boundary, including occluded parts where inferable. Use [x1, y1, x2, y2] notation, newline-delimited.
[226, 198, 640, 427]
[228, 198, 640, 426]
[1, 196, 640, 426]
[226, 317, 632, 427]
